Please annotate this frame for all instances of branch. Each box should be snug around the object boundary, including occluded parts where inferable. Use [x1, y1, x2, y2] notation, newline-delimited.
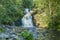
[49, 0, 52, 15]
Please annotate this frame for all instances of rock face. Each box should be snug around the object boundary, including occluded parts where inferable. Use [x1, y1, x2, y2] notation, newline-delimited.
[33, 12, 48, 28]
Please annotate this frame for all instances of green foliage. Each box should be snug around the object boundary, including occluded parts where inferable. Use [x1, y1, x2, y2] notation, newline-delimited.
[33, 0, 48, 9]
[49, 13, 60, 31]
[48, 0, 60, 31]
[22, 0, 34, 8]
[0, 28, 5, 32]
[0, 0, 24, 25]
[21, 30, 34, 40]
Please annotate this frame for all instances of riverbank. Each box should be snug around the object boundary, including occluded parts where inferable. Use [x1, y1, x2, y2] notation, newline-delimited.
[0, 25, 60, 40]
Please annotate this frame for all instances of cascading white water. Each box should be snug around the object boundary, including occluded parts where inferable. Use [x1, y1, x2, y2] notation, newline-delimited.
[21, 8, 38, 39]
[22, 8, 34, 28]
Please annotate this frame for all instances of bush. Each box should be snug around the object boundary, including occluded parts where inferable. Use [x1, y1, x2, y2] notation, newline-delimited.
[21, 30, 34, 40]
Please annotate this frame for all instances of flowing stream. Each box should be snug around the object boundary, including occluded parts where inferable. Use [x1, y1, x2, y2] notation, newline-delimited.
[22, 8, 38, 39]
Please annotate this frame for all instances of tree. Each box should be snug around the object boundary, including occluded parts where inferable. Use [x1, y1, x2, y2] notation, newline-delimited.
[22, 0, 34, 9]
[0, 0, 24, 25]
[48, 0, 60, 31]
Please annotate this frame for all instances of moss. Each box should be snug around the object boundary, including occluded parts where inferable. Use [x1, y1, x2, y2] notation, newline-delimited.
[0, 28, 5, 33]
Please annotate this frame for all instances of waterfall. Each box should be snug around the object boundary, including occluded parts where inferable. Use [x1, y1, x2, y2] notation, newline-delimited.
[21, 8, 38, 39]
[0, 8, 38, 40]
[22, 8, 34, 28]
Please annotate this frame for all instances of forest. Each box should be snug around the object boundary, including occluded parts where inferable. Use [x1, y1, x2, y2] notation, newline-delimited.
[0, 0, 60, 40]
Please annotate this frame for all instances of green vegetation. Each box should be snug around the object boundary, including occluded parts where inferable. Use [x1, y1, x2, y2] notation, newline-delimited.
[48, 0, 60, 31]
[21, 30, 34, 40]
[22, 0, 34, 8]
[0, 0, 24, 25]
[0, 28, 5, 33]
[0, 0, 60, 40]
